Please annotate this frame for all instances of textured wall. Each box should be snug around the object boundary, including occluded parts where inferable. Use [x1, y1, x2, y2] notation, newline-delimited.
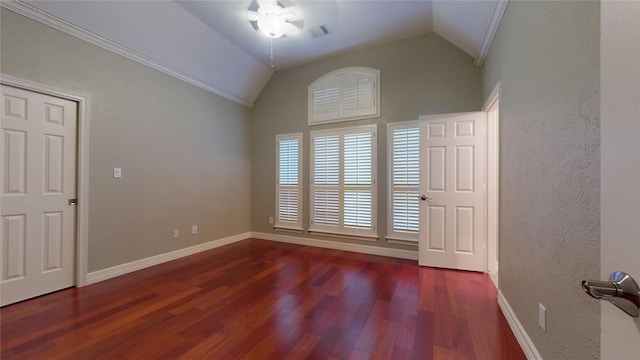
[481, 1, 600, 358]
[251, 33, 482, 250]
[1, 10, 252, 272]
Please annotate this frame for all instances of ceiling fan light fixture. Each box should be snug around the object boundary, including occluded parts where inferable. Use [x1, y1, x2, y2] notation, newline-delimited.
[256, 4, 292, 39]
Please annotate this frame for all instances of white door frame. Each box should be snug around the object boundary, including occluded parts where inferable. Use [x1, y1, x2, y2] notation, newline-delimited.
[483, 83, 500, 286]
[1, 74, 90, 287]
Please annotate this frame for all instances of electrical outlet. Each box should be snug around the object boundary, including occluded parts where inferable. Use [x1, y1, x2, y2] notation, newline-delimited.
[192, 225, 198, 235]
[173, 229, 179, 238]
[538, 303, 546, 332]
[269, 217, 274, 225]
[113, 167, 122, 178]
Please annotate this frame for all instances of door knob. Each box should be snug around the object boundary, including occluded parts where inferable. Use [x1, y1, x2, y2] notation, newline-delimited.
[420, 195, 432, 201]
[582, 271, 640, 317]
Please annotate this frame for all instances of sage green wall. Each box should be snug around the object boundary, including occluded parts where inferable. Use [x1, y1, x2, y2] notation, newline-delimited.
[1, 9, 252, 272]
[481, 1, 600, 358]
[251, 33, 481, 250]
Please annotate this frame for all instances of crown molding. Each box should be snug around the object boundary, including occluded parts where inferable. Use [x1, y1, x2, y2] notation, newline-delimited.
[474, 0, 509, 67]
[0, 0, 255, 107]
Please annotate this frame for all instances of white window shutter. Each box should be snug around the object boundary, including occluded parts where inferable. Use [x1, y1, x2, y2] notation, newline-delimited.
[309, 67, 379, 125]
[342, 74, 375, 118]
[343, 131, 373, 229]
[310, 125, 377, 237]
[344, 190, 372, 229]
[279, 139, 299, 186]
[275, 134, 302, 230]
[392, 190, 419, 233]
[313, 190, 340, 226]
[392, 127, 419, 187]
[312, 134, 340, 226]
[388, 123, 420, 240]
[313, 135, 340, 186]
[312, 78, 341, 122]
[278, 188, 299, 222]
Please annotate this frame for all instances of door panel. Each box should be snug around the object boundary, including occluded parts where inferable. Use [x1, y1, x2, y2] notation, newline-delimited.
[600, 1, 640, 358]
[3, 215, 26, 279]
[419, 112, 486, 271]
[456, 146, 474, 191]
[455, 207, 474, 253]
[427, 205, 445, 250]
[427, 147, 445, 191]
[1, 85, 77, 306]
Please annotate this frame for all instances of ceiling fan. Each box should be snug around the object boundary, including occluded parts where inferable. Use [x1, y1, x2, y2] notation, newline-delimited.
[247, 0, 304, 39]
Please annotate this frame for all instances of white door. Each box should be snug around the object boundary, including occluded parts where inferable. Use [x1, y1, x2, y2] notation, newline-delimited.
[600, 1, 640, 358]
[418, 112, 486, 271]
[1, 85, 77, 306]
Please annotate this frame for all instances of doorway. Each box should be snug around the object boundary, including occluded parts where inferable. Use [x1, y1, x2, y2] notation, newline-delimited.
[1, 75, 90, 305]
[484, 84, 500, 287]
[417, 93, 499, 278]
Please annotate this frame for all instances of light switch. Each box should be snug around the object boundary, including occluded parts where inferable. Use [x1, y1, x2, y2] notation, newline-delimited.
[113, 167, 122, 178]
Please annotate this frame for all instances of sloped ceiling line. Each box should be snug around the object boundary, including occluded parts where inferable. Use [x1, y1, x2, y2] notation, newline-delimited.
[1, 0, 257, 107]
[474, 0, 509, 66]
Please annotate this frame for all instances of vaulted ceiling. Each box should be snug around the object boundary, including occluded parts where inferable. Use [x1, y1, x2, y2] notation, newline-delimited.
[3, 0, 507, 107]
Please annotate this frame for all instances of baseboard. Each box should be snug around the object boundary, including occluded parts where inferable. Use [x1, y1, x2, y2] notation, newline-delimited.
[489, 271, 498, 289]
[250, 231, 418, 261]
[86, 232, 251, 285]
[498, 290, 543, 360]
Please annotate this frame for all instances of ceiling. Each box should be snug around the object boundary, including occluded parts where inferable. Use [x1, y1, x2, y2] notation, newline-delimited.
[3, 0, 507, 106]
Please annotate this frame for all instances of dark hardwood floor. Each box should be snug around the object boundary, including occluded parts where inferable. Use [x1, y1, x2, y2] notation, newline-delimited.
[1, 239, 525, 359]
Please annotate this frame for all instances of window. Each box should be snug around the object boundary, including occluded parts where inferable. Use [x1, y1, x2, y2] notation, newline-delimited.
[275, 133, 302, 230]
[387, 122, 419, 242]
[308, 67, 380, 125]
[310, 124, 377, 238]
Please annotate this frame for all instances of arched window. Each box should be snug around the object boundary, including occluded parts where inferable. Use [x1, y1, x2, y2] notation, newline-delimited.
[308, 67, 380, 125]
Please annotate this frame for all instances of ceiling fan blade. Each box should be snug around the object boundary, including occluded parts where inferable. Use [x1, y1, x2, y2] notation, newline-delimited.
[257, 0, 277, 8]
[250, 21, 259, 31]
[247, 0, 259, 12]
[278, 0, 295, 8]
[288, 19, 304, 30]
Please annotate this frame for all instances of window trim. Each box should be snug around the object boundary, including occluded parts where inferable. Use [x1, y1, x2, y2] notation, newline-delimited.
[387, 121, 420, 242]
[309, 124, 377, 238]
[308, 67, 380, 126]
[275, 133, 303, 231]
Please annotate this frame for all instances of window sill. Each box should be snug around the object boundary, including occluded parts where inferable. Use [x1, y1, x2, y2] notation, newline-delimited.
[307, 229, 379, 242]
[385, 237, 419, 246]
[274, 226, 304, 234]
[309, 113, 381, 126]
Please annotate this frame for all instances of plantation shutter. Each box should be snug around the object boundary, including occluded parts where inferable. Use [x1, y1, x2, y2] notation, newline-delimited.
[312, 135, 340, 226]
[343, 132, 372, 229]
[311, 78, 341, 122]
[310, 125, 377, 238]
[342, 73, 375, 119]
[275, 134, 302, 230]
[389, 124, 420, 240]
[309, 67, 379, 125]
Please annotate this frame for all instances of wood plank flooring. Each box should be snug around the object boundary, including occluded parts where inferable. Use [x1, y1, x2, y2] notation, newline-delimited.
[1, 239, 526, 359]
